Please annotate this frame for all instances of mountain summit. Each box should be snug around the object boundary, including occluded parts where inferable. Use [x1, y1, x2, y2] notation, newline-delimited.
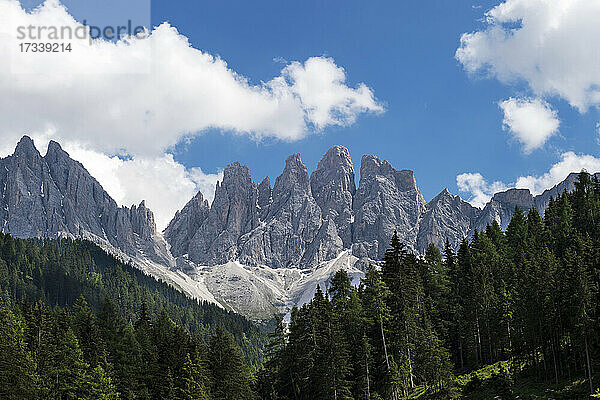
[3, 136, 598, 319]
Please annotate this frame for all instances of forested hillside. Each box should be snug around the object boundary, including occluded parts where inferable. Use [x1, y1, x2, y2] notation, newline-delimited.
[0, 234, 266, 399]
[2, 172, 600, 399]
[257, 172, 600, 399]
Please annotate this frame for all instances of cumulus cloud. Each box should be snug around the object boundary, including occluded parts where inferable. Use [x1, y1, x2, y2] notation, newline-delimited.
[456, 0, 600, 112]
[515, 152, 600, 194]
[458, 152, 600, 207]
[0, 0, 382, 156]
[0, 0, 382, 230]
[456, 173, 508, 208]
[499, 97, 560, 153]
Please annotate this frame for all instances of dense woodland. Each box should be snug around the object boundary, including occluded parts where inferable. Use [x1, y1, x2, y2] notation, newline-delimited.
[0, 234, 265, 399]
[1, 172, 600, 399]
[256, 172, 600, 399]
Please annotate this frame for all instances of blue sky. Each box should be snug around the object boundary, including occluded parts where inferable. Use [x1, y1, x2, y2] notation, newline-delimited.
[157, 0, 599, 200]
[4, 0, 600, 228]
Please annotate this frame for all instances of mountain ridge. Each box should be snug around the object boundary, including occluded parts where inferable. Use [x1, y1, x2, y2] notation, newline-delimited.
[2, 135, 598, 319]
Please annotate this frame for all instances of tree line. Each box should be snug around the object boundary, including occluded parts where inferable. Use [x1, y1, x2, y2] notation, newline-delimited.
[0, 296, 254, 399]
[256, 172, 600, 399]
[0, 233, 268, 399]
[0, 234, 266, 367]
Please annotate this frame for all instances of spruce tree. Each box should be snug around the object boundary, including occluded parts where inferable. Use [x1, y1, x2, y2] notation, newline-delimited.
[0, 304, 38, 399]
[209, 326, 253, 400]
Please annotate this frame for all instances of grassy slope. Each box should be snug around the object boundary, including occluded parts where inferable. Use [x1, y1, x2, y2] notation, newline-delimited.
[410, 361, 595, 399]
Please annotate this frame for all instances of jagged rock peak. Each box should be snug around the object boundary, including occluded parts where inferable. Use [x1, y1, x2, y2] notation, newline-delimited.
[45, 139, 66, 156]
[1, 135, 174, 269]
[272, 153, 311, 197]
[492, 188, 533, 207]
[360, 154, 417, 192]
[429, 187, 452, 203]
[310, 145, 355, 247]
[317, 145, 353, 172]
[13, 135, 41, 159]
[163, 191, 210, 257]
[417, 188, 480, 252]
[221, 161, 251, 187]
[130, 200, 157, 236]
[257, 176, 272, 218]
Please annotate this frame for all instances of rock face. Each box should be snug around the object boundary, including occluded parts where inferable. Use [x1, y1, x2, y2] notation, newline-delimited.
[309, 145, 355, 248]
[238, 154, 322, 268]
[352, 155, 427, 259]
[416, 188, 479, 252]
[4, 136, 599, 320]
[475, 189, 534, 231]
[0, 136, 174, 270]
[164, 191, 210, 257]
[187, 162, 259, 266]
[168, 148, 434, 271]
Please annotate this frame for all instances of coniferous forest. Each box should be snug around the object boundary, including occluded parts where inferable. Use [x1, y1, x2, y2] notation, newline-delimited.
[0, 234, 264, 399]
[1, 172, 600, 399]
[255, 172, 600, 399]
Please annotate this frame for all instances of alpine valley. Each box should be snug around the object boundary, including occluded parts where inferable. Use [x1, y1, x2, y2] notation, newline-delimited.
[2, 136, 596, 320]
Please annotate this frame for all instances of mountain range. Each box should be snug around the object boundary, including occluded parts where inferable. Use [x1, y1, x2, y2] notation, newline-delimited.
[1, 136, 597, 319]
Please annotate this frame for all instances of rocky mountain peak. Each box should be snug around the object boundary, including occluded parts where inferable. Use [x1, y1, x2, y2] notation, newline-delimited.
[353, 154, 426, 259]
[0, 135, 174, 271]
[310, 145, 355, 247]
[13, 135, 40, 159]
[257, 176, 272, 219]
[417, 188, 480, 252]
[475, 188, 534, 231]
[271, 154, 311, 204]
[222, 161, 250, 186]
[492, 188, 534, 208]
[359, 154, 389, 176]
[44, 140, 68, 159]
[164, 191, 210, 258]
[130, 200, 156, 236]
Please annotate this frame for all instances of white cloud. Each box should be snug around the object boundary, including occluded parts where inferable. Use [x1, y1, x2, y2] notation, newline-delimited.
[0, 0, 382, 157]
[515, 152, 600, 194]
[458, 152, 600, 207]
[499, 97, 560, 153]
[0, 0, 382, 230]
[279, 58, 384, 129]
[456, 172, 508, 208]
[596, 122, 600, 145]
[456, 0, 600, 112]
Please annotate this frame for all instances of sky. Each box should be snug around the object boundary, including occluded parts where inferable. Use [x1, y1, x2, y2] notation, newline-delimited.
[1, 0, 600, 229]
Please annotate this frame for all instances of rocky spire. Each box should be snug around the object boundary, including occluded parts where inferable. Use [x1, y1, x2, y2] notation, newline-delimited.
[416, 188, 479, 252]
[238, 153, 322, 268]
[164, 191, 210, 257]
[187, 162, 259, 265]
[310, 145, 355, 247]
[352, 154, 426, 259]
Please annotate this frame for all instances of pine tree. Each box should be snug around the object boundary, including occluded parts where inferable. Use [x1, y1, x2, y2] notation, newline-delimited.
[256, 316, 286, 400]
[209, 326, 253, 400]
[0, 304, 38, 399]
[330, 269, 371, 399]
[38, 315, 88, 399]
[85, 364, 119, 400]
[72, 295, 106, 367]
[359, 264, 393, 398]
[309, 284, 353, 400]
[175, 353, 211, 400]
